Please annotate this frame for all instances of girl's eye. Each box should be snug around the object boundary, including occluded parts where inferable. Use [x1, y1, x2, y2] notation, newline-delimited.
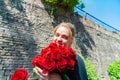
[56, 33, 59, 37]
[62, 35, 68, 40]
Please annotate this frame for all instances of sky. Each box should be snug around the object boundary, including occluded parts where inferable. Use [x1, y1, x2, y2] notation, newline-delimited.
[74, 0, 120, 33]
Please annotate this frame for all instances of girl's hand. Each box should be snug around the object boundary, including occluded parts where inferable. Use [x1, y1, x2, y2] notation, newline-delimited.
[33, 67, 62, 80]
[48, 73, 62, 80]
[33, 67, 48, 80]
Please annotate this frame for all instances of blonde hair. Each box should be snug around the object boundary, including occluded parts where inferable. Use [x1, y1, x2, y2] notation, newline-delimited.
[53, 22, 76, 47]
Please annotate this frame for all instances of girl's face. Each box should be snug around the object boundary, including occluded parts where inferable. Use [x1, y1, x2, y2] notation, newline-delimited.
[53, 26, 71, 48]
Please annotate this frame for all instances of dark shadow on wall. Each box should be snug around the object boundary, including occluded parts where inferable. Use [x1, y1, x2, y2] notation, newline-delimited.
[10, 0, 25, 14]
[72, 14, 95, 58]
[0, 0, 26, 21]
[0, 0, 37, 79]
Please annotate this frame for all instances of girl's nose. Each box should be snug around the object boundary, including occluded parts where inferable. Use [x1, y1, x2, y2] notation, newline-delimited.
[57, 36, 62, 41]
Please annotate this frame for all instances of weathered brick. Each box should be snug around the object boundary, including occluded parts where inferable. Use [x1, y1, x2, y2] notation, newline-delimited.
[0, 70, 4, 76]
[0, 65, 2, 69]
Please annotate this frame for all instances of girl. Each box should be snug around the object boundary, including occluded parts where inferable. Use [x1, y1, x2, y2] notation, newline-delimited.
[33, 22, 88, 80]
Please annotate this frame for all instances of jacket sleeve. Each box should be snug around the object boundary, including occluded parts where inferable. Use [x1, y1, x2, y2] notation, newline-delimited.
[66, 55, 88, 80]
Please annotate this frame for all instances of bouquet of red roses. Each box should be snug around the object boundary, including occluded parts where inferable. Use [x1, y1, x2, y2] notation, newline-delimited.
[32, 42, 76, 74]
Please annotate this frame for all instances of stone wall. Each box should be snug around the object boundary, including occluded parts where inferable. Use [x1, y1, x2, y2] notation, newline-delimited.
[79, 19, 120, 80]
[0, 0, 54, 79]
[0, 0, 120, 80]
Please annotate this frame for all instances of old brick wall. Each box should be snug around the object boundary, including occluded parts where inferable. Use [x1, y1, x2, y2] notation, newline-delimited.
[78, 18, 120, 80]
[0, 0, 54, 79]
[0, 0, 120, 80]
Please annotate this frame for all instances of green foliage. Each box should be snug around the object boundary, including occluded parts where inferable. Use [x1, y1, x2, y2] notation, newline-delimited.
[80, 3, 85, 9]
[107, 60, 120, 80]
[44, 0, 82, 15]
[33, 70, 38, 80]
[62, 73, 70, 80]
[85, 59, 100, 80]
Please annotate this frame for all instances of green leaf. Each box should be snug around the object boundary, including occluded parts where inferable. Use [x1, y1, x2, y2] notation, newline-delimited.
[33, 70, 39, 80]
[80, 3, 85, 9]
[50, 7, 57, 15]
[62, 74, 70, 80]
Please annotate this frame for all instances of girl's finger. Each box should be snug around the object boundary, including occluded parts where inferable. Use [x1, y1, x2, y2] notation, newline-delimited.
[35, 67, 48, 77]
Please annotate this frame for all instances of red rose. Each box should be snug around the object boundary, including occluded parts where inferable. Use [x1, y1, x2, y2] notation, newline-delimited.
[67, 59, 75, 70]
[41, 47, 51, 56]
[57, 58, 68, 72]
[52, 48, 62, 61]
[32, 56, 45, 69]
[61, 47, 69, 58]
[11, 68, 28, 80]
[42, 57, 56, 73]
[48, 42, 57, 50]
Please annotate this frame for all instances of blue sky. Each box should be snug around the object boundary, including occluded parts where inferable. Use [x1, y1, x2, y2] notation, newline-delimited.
[74, 0, 120, 32]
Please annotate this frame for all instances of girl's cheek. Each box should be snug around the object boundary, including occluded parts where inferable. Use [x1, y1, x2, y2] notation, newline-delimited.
[53, 36, 57, 41]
